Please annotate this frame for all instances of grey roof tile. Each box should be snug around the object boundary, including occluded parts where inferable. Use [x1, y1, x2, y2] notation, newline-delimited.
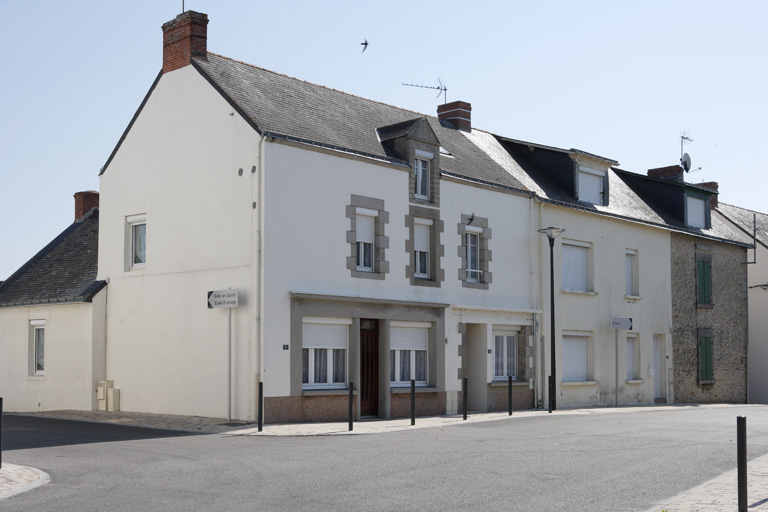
[0, 210, 105, 308]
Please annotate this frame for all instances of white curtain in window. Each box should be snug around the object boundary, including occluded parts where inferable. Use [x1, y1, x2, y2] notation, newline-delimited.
[132, 223, 146, 265]
[563, 336, 588, 381]
[562, 244, 588, 291]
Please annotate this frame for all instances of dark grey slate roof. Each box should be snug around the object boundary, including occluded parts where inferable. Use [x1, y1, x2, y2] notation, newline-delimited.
[191, 53, 528, 191]
[717, 203, 768, 247]
[0, 209, 105, 307]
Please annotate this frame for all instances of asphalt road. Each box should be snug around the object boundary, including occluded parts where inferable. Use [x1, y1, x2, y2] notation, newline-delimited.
[3, 405, 768, 511]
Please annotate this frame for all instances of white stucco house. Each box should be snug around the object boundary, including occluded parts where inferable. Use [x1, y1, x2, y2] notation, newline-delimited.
[1, 10, 750, 421]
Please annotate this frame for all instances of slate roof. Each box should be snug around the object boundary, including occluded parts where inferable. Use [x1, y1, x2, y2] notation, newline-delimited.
[717, 203, 768, 247]
[191, 53, 528, 192]
[0, 209, 105, 308]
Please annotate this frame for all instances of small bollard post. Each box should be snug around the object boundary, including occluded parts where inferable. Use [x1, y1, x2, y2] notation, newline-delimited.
[257, 382, 263, 432]
[508, 375, 513, 416]
[410, 379, 416, 426]
[348, 382, 354, 432]
[462, 377, 468, 420]
[738, 415, 747, 512]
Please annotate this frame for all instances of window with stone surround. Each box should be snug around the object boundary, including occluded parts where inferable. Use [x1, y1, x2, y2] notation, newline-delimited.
[405, 206, 444, 287]
[409, 149, 440, 207]
[346, 195, 389, 279]
[458, 214, 492, 289]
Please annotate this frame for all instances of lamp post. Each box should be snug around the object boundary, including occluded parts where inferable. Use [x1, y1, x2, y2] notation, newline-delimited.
[539, 226, 564, 413]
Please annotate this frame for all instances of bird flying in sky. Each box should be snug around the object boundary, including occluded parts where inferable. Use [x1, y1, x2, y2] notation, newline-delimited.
[361, 39, 368, 52]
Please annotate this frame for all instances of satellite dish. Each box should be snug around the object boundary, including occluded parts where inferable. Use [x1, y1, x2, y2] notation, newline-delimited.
[681, 153, 692, 172]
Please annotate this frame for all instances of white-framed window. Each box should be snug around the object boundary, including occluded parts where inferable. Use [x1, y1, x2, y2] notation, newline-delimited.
[30, 320, 45, 376]
[465, 226, 481, 283]
[625, 249, 638, 296]
[626, 334, 638, 380]
[562, 240, 590, 292]
[355, 209, 376, 272]
[562, 334, 589, 382]
[302, 318, 351, 389]
[390, 323, 429, 386]
[686, 195, 707, 229]
[127, 214, 147, 269]
[414, 218, 432, 278]
[415, 159, 430, 199]
[493, 332, 518, 380]
[578, 166, 606, 205]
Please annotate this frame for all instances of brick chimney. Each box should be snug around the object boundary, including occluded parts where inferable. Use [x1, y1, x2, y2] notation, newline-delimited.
[74, 191, 99, 221]
[699, 182, 719, 209]
[647, 165, 683, 182]
[162, 11, 209, 74]
[437, 101, 472, 131]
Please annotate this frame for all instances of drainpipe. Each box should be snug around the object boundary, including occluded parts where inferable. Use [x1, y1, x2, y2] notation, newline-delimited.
[256, 134, 267, 422]
[529, 195, 539, 408]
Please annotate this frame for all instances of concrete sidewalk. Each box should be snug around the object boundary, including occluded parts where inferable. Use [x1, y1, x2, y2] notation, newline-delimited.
[3, 405, 768, 510]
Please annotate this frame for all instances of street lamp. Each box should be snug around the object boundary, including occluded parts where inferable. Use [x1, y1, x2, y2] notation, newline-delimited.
[539, 226, 564, 413]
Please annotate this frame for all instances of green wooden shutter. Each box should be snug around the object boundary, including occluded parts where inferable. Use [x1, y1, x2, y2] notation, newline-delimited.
[700, 336, 714, 381]
[697, 260, 712, 304]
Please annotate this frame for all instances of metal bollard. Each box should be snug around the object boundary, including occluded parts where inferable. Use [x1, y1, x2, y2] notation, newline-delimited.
[738, 415, 747, 512]
[0, 396, 3, 469]
[508, 375, 513, 416]
[257, 382, 263, 432]
[462, 377, 468, 420]
[348, 382, 354, 432]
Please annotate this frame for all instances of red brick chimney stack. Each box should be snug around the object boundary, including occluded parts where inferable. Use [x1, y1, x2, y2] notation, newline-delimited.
[74, 191, 99, 221]
[437, 101, 472, 131]
[162, 11, 209, 74]
[647, 165, 683, 182]
[699, 182, 719, 209]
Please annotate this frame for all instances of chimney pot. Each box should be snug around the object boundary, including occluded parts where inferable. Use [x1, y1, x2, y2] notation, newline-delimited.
[74, 191, 99, 221]
[699, 181, 719, 209]
[437, 101, 472, 131]
[162, 11, 208, 74]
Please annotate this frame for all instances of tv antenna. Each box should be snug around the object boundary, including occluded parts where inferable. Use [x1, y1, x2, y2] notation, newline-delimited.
[680, 134, 694, 173]
[402, 78, 448, 104]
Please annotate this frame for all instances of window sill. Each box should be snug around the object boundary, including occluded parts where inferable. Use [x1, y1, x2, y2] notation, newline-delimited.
[302, 388, 351, 396]
[27, 375, 47, 381]
[560, 289, 597, 297]
[624, 295, 642, 302]
[561, 380, 597, 387]
[490, 380, 528, 387]
[351, 269, 385, 280]
[391, 385, 435, 394]
[697, 303, 714, 309]
[625, 379, 644, 385]
[699, 379, 715, 385]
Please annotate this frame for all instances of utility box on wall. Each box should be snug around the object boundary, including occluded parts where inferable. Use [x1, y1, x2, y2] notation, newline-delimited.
[97, 380, 119, 411]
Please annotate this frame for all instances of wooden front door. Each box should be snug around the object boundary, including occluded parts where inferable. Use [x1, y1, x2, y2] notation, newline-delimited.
[360, 319, 379, 416]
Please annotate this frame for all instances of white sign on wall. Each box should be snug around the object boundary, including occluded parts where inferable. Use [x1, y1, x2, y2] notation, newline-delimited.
[207, 290, 238, 309]
[611, 316, 632, 330]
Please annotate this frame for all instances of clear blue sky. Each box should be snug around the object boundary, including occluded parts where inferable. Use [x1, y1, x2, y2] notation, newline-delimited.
[1, 0, 766, 280]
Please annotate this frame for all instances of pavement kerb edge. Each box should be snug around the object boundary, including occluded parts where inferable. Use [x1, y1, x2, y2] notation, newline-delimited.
[0, 464, 50, 500]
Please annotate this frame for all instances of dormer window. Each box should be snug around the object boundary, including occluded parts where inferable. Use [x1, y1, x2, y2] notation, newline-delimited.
[577, 166, 607, 205]
[415, 159, 430, 200]
[686, 194, 708, 229]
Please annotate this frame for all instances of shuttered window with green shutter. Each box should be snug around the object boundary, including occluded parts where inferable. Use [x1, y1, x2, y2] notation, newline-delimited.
[696, 256, 712, 305]
[698, 329, 714, 383]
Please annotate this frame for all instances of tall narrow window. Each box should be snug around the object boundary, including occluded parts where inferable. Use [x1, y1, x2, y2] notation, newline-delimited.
[127, 214, 147, 270]
[697, 258, 712, 305]
[415, 159, 429, 200]
[414, 219, 431, 278]
[625, 249, 638, 296]
[686, 195, 707, 229]
[493, 333, 517, 380]
[30, 320, 45, 376]
[699, 334, 714, 382]
[626, 334, 637, 380]
[466, 231, 480, 283]
[356, 213, 375, 271]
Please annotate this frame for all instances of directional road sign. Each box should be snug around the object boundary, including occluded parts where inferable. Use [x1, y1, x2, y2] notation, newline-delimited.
[207, 290, 238, 309]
